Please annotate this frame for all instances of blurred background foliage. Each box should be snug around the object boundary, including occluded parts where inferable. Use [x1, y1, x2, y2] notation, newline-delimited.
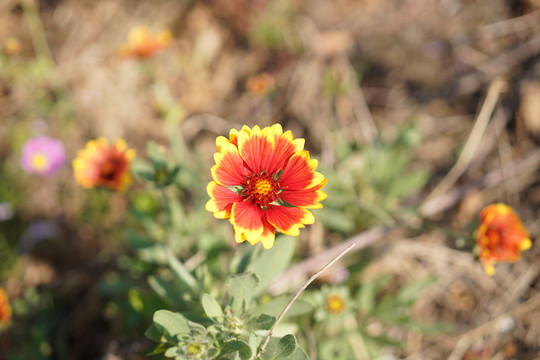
[1, 0, 540, 359]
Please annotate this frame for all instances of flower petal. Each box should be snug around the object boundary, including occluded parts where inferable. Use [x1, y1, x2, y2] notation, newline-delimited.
[205, 181, 242, 219]
[280, 185, 328, 209]
[211, 142, 249, 186]
[260, 216, 276, 249]
[266, 206, 315, 236]
[480, 258, 495, 276]
[280, 151, 325, 190]
[237, 126, 275, 174]
[231, 201, 264, 243]
[266, 125, 305, 174]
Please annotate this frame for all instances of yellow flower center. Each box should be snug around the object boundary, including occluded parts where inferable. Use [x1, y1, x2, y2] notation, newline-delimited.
[31, 153, 49, 172]
[255, 179, 272, 196]
[326, 294, 346, 314]
[243, 173, 280, 208]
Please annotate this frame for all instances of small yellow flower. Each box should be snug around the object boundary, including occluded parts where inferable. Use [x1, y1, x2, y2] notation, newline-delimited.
[73, 138, 136, 192]
[325, 294, 346, 314]
[3, 37, 22, 56]
[117, 25, 173, 59]
[0, 288, 12, 330]
[476, 203, 532, 276]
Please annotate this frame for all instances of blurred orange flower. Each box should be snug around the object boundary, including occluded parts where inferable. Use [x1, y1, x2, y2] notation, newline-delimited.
[476, 203, 532, 276]
[3, 37, 21, 56]
[0, 288, 12, 330]
[117, 25, 173, 59]
[73, 138, 136, 192]
[246, 73, 275, 97]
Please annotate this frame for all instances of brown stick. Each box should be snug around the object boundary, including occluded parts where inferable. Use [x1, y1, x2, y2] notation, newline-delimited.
[268, 226, 391, 294]
[423, 78, 506, 202]
[257, 243, 357, 358]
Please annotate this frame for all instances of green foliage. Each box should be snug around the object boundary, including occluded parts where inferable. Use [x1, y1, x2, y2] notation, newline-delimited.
[146, 270, 312, 360]
[320, 122, 429, 233]
[227, 272, 259, 312]
[260, 335, 296, 359]
[249, 0, 303, 53]
[247, 237, 296, 295]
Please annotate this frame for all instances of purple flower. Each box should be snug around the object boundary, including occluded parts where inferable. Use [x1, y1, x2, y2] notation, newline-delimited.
[21, 136, 66, 175]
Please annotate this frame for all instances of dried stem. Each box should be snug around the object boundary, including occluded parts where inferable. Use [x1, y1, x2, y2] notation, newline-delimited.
[423, 78, 506, 203]
[268, 226, 390, 295]
[256, 243, 357, 358]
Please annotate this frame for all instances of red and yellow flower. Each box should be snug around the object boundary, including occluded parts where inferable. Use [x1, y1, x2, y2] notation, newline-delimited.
[476, 203, 532, 276]
[206, 124, 327, 249]
[73, 138, 136, 192]
[117, 25, 173, 59]
[0, 288, 12, 330]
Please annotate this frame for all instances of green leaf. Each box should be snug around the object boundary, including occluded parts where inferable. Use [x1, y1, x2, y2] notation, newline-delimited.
[288, 348, 310, 360]
[227, 272, 259, 312]
[148, 275, 183, 306]
[153, 310, 190, 338]
[147, 141, 168, 169]
[127, 231, 155, 249]
[357, 280, 376, 315]
[326, 335, 367, 359]
[411, 320, 454, 334]
[247, 314, 276, 331]
[395, 275, 437, 307]
[252, 296, 313, 318]
[249, 333, 259, 357]
[247, 237, 295, 295]
[163, 246, 199, 292]
[219, 340, 252, 360]
[201, 293, 223, 320]
[260, 334, 297, 360]
[316, 207, 356, 233]
[164, 347, 180, 358]
[131, 158, 154, 179]
[276, 335, 297, 358]
[145, 324, 163, 342]
[387, 169, 429, 199]
[149, 343, 169, 354]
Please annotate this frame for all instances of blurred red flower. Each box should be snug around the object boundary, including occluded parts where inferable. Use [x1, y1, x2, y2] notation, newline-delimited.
[73, 138, 136, 192]
[0, 288, 12, 330]
[476, 203, 532, 275]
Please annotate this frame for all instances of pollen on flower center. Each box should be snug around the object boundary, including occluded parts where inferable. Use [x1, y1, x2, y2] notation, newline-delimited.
[243, 172, 280, 207]
[255, 179, 272, 195]
[31, 153, 49, 171]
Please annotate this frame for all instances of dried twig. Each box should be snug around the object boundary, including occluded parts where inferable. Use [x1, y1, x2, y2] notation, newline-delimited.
[257, 243, 356, 358]
[268, 227, 391, 294]
[455, 34, 540, 96]
[423, 78, 506, 203]
[477, 10, 540, 40]
[447, 293, 540, 360]
[420, 147, 540, 216]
